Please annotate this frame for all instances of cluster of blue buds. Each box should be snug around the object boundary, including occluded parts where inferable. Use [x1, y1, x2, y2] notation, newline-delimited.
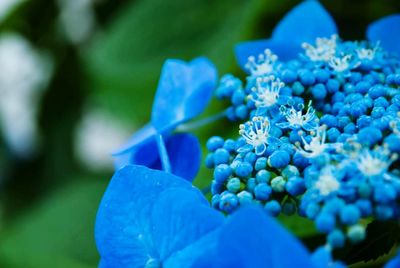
[207, 1, 400, 249]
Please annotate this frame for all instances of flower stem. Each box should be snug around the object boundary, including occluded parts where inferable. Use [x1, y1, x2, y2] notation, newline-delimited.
[156, 133, 171, 173]
[176, 110, 227, 132]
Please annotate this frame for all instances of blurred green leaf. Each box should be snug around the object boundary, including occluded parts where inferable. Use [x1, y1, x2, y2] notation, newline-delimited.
[343, 220, 400, 265]
[83, 0, 264, 124]
[0, 178, 108, 268]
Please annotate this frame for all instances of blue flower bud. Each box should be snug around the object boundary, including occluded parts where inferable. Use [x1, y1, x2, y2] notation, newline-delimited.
[235, 161, 253, 178]
[385, 134, 400, 153]
[339, 205, 361, 225]
[237, 190, 253, 205]
[371, 106, 385, 118]
[227, 177, 241, 193]
[357, 127, 382, 146]
[337, 116, 351, 129]
[314, 69, 330, 83]
[347, 224, 366, 244]
[246, 177, 256, 192]
[281, 69, 297, 83]
[219, 192, 239, 213]
[355, 81, 371, 94]
[214, 148, 230, 165]
[344, 123, 357, 134]
[368, 85, 386, 99]
[223, 139, 236, 152]
[305, 203, 320, 219]
[254, 183, 272, 201]
[315, 213, 336, 233]
[206, 136, 224, 152]
[375, 205, 394, 220]
[357, 183, 372, 198]
[327, 127, 341, 142]
[268, 150, 290, 169]
[282, 165, 300, 178]
[255, 157, 267, 171]
[292, 81, 305, 95]
[356, 115, 372, 129]
[355, 199, 372, 217]
[320, 114, 338, 128]
[328, 229, 345, 248]
[231, 89, 245, 105]
[264, 200, 281, 216]
[211, 194, 220, 209]
[374, 96, 389, 108]
[271, 176, 286, 193]
[286, 176, 306, 196]
[256, 170, 271, 184]
[374, 183, 396, 204]
[299, 69, 315, 86]
[214, 164, 232, 183]
[244, 152, 257, 165]
[327, 79, 340, 93]
[205, 153, 215, 168]
[235, 105, 248, 119]
[226, 106, 237, 121]
[211, 181, 223, 195]
[311, 83, 327, 100]
[292, 152, 310, 169]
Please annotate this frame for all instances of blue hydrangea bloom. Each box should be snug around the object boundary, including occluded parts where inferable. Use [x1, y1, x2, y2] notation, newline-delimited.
[206, 0, 400, 252]
[235, 0, 337, 67]
[112, 58, 217, 180]
[96, 165, 341, 268]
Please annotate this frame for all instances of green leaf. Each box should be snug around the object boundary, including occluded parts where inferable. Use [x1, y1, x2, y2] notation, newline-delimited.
[83, 0, 264, 124]
[344, 220, 400, 264]
[0, 178, 108, 268]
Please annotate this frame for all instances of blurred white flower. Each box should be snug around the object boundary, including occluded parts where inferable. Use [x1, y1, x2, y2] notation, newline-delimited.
[75, 109, 132, 171]
[0, 0, 24, 23]
[0, 34, 53, 158]
[58, 0, 97, 44]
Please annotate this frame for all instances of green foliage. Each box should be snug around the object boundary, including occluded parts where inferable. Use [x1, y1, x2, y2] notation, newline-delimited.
[83, 0, 264, 124]
[344, 220, 400, 264]
[0, 179, 107, 268]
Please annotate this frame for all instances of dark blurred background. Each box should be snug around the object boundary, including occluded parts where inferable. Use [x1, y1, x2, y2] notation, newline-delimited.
[0, 0, 399, 267]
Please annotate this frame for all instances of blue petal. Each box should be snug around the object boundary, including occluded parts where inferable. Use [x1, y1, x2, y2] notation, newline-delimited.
[385, 251, 400, 268]
[150, 133, 202, 181]
[235, 39, 299, 69]
[213, 206, 315, 268]
[151, 57, 218, 133]
[112, 123, 158, 169]
[113, 132, 201, 181]
[272, 1, 337, 45]
[367, 14, 400, 56]
[235, 1, 337, 69]
[151, 188, 224, 261]
[95, 165, 205, 267]
[166, 206, 315, 268]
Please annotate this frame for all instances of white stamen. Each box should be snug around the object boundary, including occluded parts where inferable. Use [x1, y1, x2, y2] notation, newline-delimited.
[297, 126, 328, 158]
[315, 167, 340, 196]
[356, 42, 380, 60]
[245, 49, 278, 77]
[279, 101, 317, 130]
[248, 75, 284, 108]
[328, 54, 355, 73]
[302, 35, 337, 62]
[239, 116, 270, 149]
[356, 149, 395, 177]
